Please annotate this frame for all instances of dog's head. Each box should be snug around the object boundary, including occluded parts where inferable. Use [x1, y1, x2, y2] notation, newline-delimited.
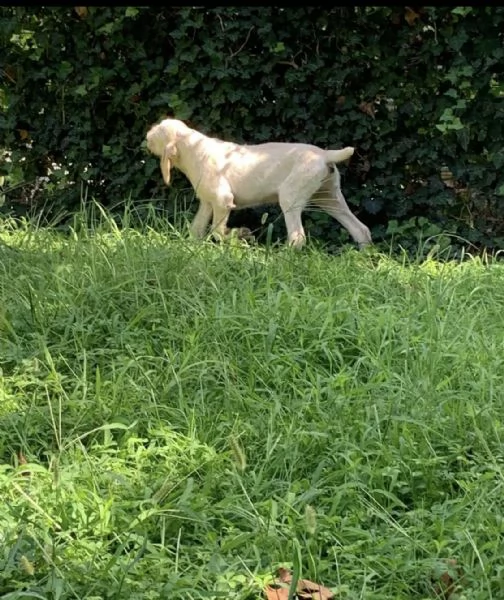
[146, 118, 191, 185]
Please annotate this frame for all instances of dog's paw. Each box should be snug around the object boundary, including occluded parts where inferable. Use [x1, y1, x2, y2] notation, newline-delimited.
[358, 241, 373, 251]
[237, 226, 253, 237]
[288, 231, 307, 249]
[232, 227, 255, 242]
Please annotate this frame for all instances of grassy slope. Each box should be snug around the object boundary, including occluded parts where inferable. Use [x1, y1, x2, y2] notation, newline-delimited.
[1, 214, 504, 599]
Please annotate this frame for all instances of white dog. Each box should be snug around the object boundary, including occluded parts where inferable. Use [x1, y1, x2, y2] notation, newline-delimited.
[146, 118, 372, 248]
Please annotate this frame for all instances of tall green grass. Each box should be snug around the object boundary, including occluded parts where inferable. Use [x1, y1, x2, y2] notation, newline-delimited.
[1, 206, 504, 599]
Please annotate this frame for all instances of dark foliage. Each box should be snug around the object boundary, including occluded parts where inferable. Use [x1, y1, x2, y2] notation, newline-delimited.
[1, 7, 503, 253]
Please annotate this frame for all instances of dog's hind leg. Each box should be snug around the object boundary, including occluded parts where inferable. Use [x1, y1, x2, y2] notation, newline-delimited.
[314, 170, 372, 248]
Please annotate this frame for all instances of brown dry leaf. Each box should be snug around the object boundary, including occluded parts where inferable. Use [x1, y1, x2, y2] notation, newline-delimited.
[264, 568, 334, 600]
[4, 65, 16, 83]
[455, 187, 470, 201]
[336, 95, 346, 106]
[18, 129, 29, 141]
[277, 568, 291, 582]
[357, 158, 371, 181]
[432, 558, 464, 599]
[17, 451, 30, 477]
[360, 159, 371, 174]
[440, 166, 455, 188]
[358, 101, 375, 119]
[74, 6, 88, 19]
[405, 7, 420, 27]
[264, 586, 289, 600]
[405, 182, 416, 196]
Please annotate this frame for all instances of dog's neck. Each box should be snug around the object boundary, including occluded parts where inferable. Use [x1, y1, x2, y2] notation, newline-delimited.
[174, 129, 217, 186]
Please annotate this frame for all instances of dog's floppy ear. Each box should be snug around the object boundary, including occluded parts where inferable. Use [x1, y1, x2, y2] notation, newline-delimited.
[160, 141, 177, 185]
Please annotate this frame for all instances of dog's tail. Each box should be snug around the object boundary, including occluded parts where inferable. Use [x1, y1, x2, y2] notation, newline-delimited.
[324, 146, 354, 164]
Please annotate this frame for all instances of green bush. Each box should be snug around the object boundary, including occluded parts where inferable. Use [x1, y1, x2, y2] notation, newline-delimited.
[1, 7, 504, 253]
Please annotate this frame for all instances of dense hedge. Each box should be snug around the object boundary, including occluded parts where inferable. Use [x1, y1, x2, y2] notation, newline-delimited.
[1, 7, 504, 252]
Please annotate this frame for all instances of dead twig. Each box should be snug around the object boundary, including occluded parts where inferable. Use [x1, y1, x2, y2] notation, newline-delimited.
[277, 60, 299, 69]
[2, 67, 16, 84]
[229, 26, 254, 59]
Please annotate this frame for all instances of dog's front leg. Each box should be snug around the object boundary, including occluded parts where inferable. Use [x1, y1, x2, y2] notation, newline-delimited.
[210, 206, 232, 240]
[190, 201, 213, 238]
